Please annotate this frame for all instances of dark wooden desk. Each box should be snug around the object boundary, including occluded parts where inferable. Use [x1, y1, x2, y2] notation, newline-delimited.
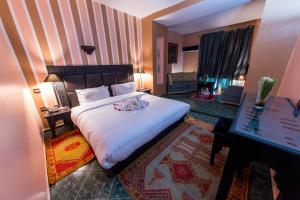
[216, 93, 300, 200]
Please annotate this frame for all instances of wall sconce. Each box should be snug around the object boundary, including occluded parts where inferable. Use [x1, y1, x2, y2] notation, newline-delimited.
[81, 45, 95, 55]
[33, 88, 41, 94]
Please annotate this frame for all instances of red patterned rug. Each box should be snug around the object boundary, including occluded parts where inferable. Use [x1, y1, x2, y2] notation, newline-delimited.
[118, 118, 249, 200]
[45, 131, 95, 184]
[192, 93, 216, 101]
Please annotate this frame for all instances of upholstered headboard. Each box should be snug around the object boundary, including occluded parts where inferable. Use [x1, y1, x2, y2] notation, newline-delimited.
[47, 65, 134, 107]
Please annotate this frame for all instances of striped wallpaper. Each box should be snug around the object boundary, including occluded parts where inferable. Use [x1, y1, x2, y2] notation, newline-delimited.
[0, 0, 143, 124]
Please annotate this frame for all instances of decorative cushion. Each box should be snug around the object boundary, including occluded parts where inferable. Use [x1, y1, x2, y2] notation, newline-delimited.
[75, 86, 110, 105]
[111, 82, 136, 96]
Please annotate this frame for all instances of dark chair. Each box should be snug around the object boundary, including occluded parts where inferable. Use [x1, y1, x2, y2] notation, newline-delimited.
[210, 117, 233, 165]
[197, 81, 215, 97]
[196, 75, 215, 97]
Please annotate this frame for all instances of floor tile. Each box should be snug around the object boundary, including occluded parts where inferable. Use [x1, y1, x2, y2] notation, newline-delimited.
[50, 171, 88, 200]
[109, 178, 131, 199]
[92, 159, 103, 170]
[75, 170, 112, 199]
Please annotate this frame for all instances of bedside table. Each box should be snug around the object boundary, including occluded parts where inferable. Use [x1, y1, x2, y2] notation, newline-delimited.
[136, 88, 151, 94]
[44, 108, 74, 137]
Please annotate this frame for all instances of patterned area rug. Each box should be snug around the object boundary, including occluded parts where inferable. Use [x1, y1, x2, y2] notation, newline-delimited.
[118, 118, 249, 200]
[164, 93, 237, 120]
[192, 93, 216, 101]
[45, 131, 94, 184]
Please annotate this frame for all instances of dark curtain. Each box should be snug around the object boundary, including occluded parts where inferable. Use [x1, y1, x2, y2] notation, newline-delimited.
[197, 31, 226, 81]
[197, 26, 254, 83]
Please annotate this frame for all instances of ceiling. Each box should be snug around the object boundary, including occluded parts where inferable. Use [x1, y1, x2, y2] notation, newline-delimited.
[155, 0, 251, 27]
[166, 0, 265, 34]
[96, 0, 184, 18]
[98, 0, 265, 35]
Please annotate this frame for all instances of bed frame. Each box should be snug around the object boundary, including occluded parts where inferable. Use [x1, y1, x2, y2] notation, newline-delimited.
[47, 64, 134, 107]
[47, 65, 186, 175]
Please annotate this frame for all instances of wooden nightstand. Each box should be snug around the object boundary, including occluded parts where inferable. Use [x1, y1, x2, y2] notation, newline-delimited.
[44, 107, 74, 137]
[136, 88, 151, 94]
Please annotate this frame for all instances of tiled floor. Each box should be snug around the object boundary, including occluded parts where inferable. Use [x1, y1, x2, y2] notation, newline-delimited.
[49, 111, 218, 200]
[49, 93, 273, 200]
[50, 160, 130, 200]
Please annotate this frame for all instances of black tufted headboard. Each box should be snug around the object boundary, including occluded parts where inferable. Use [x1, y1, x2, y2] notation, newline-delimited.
[47, 65, 134, 107]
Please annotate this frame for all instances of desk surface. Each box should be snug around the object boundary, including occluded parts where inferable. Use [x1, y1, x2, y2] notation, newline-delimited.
[231, 93, 300, 156]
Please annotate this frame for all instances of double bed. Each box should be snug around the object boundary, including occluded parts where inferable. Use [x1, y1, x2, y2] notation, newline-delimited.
[47, 64, 190, 172]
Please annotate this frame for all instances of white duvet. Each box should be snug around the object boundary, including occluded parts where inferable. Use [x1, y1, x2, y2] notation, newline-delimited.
[71, 92, 190, 169]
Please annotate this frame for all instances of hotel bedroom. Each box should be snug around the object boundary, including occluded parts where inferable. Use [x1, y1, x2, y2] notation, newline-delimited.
[1, 0, 300, 200]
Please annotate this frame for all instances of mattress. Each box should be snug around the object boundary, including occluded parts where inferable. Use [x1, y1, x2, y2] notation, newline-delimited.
[71, 92, 190, 169]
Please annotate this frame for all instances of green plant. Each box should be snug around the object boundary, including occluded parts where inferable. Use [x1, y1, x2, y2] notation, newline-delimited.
[256, 77, 276, 106]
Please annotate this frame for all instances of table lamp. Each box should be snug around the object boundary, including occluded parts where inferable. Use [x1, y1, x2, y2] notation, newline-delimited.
[137, 68, 145, 90]
[44, 74, 63, 107]
[238, 75, 245, 86]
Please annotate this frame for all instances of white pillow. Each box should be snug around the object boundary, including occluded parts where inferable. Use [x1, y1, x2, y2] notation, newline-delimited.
[75, 86, 110, 105]
[111, 82, 136, 96]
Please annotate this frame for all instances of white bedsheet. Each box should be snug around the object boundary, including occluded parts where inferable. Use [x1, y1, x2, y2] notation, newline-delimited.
[71, 92, 190, 169]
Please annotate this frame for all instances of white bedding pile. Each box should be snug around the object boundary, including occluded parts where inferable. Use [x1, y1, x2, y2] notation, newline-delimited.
[113, 96, 149, 111]
[71, 92, 190, 169]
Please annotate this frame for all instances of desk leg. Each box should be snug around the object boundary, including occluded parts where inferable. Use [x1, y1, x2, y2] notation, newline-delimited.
[275, 158, 300, 200]
[210, 135, 223, 165]
[216, 139, 250, 200]
[215, 146, 237, 200]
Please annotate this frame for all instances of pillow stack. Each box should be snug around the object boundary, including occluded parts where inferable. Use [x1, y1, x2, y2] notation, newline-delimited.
[75, 86, 110, 105]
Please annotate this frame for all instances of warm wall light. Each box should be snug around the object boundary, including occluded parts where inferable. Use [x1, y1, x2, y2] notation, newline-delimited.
[33, 88, 41, 94]
[81, 45, 95, 55]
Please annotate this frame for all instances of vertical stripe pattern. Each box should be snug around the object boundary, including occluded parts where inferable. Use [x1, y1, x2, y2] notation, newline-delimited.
[25, 0, 54, 65]
[118, 11, 128, 64]
[1, 0, 143, 126]
[133, 17, 140, 68]
[128, 15, 136, 67]
[114, 9, 123, 64]
[124, 13, 132, 64]
[49, 0, 72, 65]
[76, 0, 97, 64]
[86, 0, 102, 64]
[101, 4, 113, 64]
[69, 0, 88, 64]
[0, 0, 47, 126]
